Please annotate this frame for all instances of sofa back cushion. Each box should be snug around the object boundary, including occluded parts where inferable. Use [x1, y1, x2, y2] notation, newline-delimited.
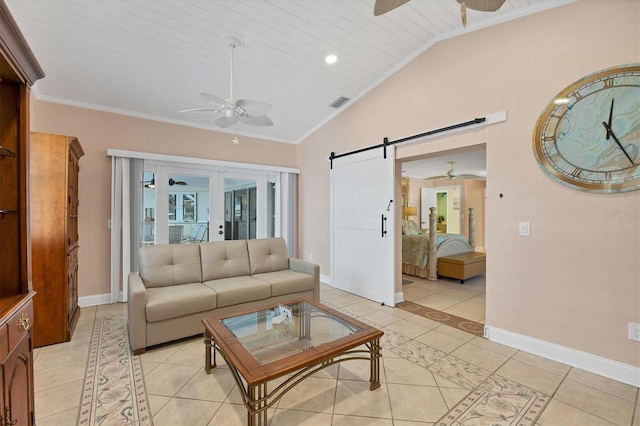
[247, 237, 289, 274]
[138, 244, 202, 288]
[201, 240, 250, 280]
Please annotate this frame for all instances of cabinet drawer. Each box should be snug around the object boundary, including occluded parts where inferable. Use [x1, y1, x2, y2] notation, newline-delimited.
[0, 323, 8, 360]
[8, 301, 32, 350]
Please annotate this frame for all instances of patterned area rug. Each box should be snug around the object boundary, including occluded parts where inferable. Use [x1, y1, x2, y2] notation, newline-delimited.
[396, 301, 485, 336]
[78, 316, 153, 425]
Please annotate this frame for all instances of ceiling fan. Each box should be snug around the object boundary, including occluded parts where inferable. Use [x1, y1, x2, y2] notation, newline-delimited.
[179, 34, 273, 128]
[424, 161, 485, 181]
[144, 178, 187, 189]
[374, 0, 506, 27]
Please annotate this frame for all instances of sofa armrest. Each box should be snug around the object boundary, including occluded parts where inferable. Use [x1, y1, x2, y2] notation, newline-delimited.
[289, 258, 320, 301]
[127, 272, 148, 354]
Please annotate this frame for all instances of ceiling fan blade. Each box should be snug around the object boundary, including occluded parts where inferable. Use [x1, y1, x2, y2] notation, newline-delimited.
[200, 91, 234, 110]
[236, 99, 272, 116]
[374, 0, 410, 16]
[458, 174, 486, 180]
[424, 175, 448, 180]
[239, 114, 273, 127]
[458, 0, 505, 12]
[214, 115, 239, 128]
[178, 107, 221, 113]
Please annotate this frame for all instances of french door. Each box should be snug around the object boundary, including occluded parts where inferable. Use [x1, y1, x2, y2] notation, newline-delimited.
[330, 146, 396, 307]
[143, 164, 277, 244]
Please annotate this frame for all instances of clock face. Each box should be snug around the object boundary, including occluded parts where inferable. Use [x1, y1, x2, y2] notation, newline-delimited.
[533, 64, 640, 193]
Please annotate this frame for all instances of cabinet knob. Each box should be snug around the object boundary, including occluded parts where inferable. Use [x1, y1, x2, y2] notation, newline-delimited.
[17, 313, 30, 332]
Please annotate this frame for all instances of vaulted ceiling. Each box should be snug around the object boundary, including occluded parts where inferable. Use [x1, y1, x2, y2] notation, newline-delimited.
[6, 0, 569, 145]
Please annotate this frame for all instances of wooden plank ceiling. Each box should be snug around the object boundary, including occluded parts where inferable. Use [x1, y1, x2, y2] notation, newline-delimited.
[5, 0, 569, 144]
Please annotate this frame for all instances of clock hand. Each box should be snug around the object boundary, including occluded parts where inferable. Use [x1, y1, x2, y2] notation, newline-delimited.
[605, 99, 614, 140]
[602, 121, 635, 166]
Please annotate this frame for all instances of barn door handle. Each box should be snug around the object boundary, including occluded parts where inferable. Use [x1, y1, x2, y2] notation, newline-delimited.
[381, 214, 387, 237]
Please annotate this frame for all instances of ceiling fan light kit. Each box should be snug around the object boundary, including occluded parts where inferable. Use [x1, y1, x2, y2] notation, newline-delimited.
[180, 33, 273, 129]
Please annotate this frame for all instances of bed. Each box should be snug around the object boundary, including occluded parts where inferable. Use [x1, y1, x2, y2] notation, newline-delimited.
[402, 207, 476, 280]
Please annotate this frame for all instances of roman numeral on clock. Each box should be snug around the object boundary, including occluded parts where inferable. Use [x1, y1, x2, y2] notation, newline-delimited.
[549, 151, 561, 163]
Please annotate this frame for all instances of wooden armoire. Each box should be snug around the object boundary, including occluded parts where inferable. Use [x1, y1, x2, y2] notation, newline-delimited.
[0, 1, 45, 425]
[30, 133, 84, 348]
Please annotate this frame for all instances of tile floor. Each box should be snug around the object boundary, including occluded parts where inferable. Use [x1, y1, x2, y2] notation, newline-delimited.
[401, 274, 486, 323]
[33, 275, 639, 425]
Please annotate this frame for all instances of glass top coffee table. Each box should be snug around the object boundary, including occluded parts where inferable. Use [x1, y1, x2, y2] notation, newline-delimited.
[202, 298, 384, 426]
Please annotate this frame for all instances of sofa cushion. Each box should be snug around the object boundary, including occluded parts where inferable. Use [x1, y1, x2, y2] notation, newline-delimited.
[201, 240, 250, 280]
[145, 283, 216, 322]
[247, 237, 289, 274]
[253, 270, 315, 297]
[138, 244, 202, 288]
[203, 276, 271, 308]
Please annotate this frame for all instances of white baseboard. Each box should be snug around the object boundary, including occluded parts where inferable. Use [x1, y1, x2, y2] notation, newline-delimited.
[79, 293, 122, 307]
[320, 273, 331, 285]
[485, 325, 640, 388]
[395, 292, 405, 305]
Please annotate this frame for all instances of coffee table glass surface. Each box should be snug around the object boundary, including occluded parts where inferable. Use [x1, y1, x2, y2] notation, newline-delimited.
[221, 299, 360, 365]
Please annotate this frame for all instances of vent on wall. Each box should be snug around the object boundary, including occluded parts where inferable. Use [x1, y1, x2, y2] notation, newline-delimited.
[330, 96, 351, 108]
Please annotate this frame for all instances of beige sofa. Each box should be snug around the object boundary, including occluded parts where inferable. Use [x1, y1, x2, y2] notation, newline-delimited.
[127, 237, 319, 354]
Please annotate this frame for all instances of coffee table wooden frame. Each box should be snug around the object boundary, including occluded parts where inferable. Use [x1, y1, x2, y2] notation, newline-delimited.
[202, 298, 383, 426]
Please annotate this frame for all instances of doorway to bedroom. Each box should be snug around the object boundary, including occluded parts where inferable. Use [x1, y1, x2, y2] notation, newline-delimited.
[399, 144, 486, 325]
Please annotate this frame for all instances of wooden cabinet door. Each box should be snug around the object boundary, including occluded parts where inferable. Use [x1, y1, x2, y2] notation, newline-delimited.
[67, 149, 80, 251]
[3, 337, 33, 426]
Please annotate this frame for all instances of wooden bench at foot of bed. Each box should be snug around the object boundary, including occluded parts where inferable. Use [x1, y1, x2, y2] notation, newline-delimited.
[437, 252, 486, 284]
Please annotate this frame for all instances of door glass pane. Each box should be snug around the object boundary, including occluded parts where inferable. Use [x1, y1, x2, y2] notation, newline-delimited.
[168, 174, 210, 244]
[143, 171, 155, 245]
[224, 177, 257, 240]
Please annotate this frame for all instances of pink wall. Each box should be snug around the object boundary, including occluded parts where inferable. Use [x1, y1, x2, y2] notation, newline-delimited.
[29, 101, 297, 299]
[297, 0, 640, 367]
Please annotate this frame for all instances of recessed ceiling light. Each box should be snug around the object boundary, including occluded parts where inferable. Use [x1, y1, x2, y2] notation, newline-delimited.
[325, 54, 337, 64]
[554, 98, 570, 105]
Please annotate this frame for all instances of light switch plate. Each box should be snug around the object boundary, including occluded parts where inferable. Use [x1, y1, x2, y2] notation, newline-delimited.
[519, 221, 531, 237]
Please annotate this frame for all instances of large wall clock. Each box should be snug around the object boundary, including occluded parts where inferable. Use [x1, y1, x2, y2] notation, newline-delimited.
[533, 64, 640, 193]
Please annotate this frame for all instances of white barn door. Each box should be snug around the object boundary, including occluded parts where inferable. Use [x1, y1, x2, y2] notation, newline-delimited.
[330, 146, 396, 307]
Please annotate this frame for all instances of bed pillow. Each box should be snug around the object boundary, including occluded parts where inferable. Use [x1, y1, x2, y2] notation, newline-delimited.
[408, 220, 421, 233]
[403, 220, 420, 235]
